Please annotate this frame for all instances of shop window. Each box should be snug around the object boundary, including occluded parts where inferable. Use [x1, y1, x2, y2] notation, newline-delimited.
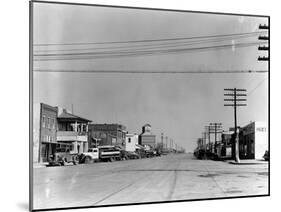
[250, 140, 254, 154]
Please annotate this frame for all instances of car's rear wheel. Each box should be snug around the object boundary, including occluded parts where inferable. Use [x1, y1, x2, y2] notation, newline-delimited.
[84, 156, 92, 164]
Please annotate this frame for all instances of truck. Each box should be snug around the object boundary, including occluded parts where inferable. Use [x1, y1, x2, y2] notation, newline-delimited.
[98, 145, 121, 162]
[79, 148, 99, 163]
[79, 146, 121, 163]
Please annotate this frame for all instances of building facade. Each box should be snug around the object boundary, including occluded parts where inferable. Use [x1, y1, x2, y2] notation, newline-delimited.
[33, 103, 91, 163]
[220, 131, 233, 158]
[88, 124, 127, 148]
[139, 124, 156, 148]
[56, 108, 91, 154]
[125, 134, 138, 152]
[238, 121, 268, 160]
[33, 103, 58, 163]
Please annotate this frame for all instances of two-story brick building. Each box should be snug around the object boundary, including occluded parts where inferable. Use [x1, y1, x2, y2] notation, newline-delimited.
[33, 103, 58, 163]
[88, 124, 127, 148]
[33, 103, 91, 164]
[56, 108, 91, 154]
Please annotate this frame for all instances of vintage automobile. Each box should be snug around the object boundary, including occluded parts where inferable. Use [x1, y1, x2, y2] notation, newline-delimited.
[263, 150, 269, 161]
[79, 148, 99, 163]
[80, 146, 122, 163]
[48, 151, 79, 166]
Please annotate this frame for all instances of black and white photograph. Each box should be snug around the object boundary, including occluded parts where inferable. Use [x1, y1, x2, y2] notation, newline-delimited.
[30, 1, 269, 211]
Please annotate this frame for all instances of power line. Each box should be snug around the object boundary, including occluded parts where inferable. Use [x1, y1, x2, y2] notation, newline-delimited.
[33, 69, 268, 74]
[34, 32, 263, 53]
[37, 42, 266, 56]
[248, 77, 268, 96]
[33, 41, 267, 61]
[34, 31, 267, 46]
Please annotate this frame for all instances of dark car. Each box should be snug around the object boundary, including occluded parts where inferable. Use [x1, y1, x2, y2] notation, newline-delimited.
[263, 150, 269, 161]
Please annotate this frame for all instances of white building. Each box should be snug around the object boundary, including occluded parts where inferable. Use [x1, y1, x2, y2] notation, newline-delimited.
[239, 121, 268, 160]
[125, 134, 138, 152]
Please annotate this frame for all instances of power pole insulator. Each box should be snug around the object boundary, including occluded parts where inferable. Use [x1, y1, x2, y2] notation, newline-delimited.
[258, 46, 269, 51]
[258, 56, 269, 61]
[259, 24, 269, 30]
[258, 35, 269, 40]
[258, 23, 269, 61]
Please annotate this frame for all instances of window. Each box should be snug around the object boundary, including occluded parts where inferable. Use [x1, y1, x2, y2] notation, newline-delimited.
[128, 138, 131, 143]
[50, 118, 54, 129]
[42, 115, 46, 128]
[47, 117, 50, 128]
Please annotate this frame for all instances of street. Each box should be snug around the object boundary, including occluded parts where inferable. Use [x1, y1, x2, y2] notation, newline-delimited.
[33, 154, 268, 210]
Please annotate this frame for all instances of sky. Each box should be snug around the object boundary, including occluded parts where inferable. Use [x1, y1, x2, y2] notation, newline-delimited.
[32, 2, 268, 152]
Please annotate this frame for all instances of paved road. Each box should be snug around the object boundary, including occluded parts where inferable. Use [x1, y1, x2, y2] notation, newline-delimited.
[33, 153, 268, 210]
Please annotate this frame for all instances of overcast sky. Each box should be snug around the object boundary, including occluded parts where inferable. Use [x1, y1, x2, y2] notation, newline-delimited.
[32, 2, 268, 151]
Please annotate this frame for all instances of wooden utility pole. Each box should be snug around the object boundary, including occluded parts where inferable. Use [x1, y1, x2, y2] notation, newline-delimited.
[224, 88, 247, 163]
[205, 126, 210, 150]
[209, 123, 222, 154]
[161, 133, 164, 150]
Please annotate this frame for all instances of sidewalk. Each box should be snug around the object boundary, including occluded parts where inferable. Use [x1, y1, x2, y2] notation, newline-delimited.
[33, 162, 48, 169]
[226, 159, 268, 165]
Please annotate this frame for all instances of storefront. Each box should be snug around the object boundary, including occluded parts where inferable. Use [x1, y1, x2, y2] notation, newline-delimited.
[239, 121, 267, 160]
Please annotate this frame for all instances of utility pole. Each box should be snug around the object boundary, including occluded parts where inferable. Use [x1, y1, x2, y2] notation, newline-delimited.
[209, 123, 222, 154]
[161, 133, 164, 150]
[202, 132, 206, 150]
[205, 126, 211, 150]
[224, 88, 247, 163]
[258, 24, 269, 61]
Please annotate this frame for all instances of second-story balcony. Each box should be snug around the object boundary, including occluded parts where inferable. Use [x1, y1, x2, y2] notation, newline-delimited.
[57, 131, 88, 142]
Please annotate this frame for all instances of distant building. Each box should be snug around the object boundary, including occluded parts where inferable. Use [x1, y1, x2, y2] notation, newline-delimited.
[33, 103, 58, 163]
[125, 134, 138, 152]
[56, 108, 91, 154]
[139, 124, 156, 148]
[220, 131, 234, 158]
[238, 121, 268, 159]
[88, 124, 127, 147]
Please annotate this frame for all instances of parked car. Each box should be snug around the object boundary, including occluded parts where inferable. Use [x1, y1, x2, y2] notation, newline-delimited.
[126, 151, 141, 159]
[194, 149, 206, 159]
[48, 151, 79, 166]
[263, 150, 269, 161]
[145, 150, 156, 158]
[136, 148, 147, 158]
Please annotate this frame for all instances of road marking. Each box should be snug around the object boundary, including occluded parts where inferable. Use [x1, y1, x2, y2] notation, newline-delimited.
[166, 170, 178, 200]
[92, 182, 136, 205]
